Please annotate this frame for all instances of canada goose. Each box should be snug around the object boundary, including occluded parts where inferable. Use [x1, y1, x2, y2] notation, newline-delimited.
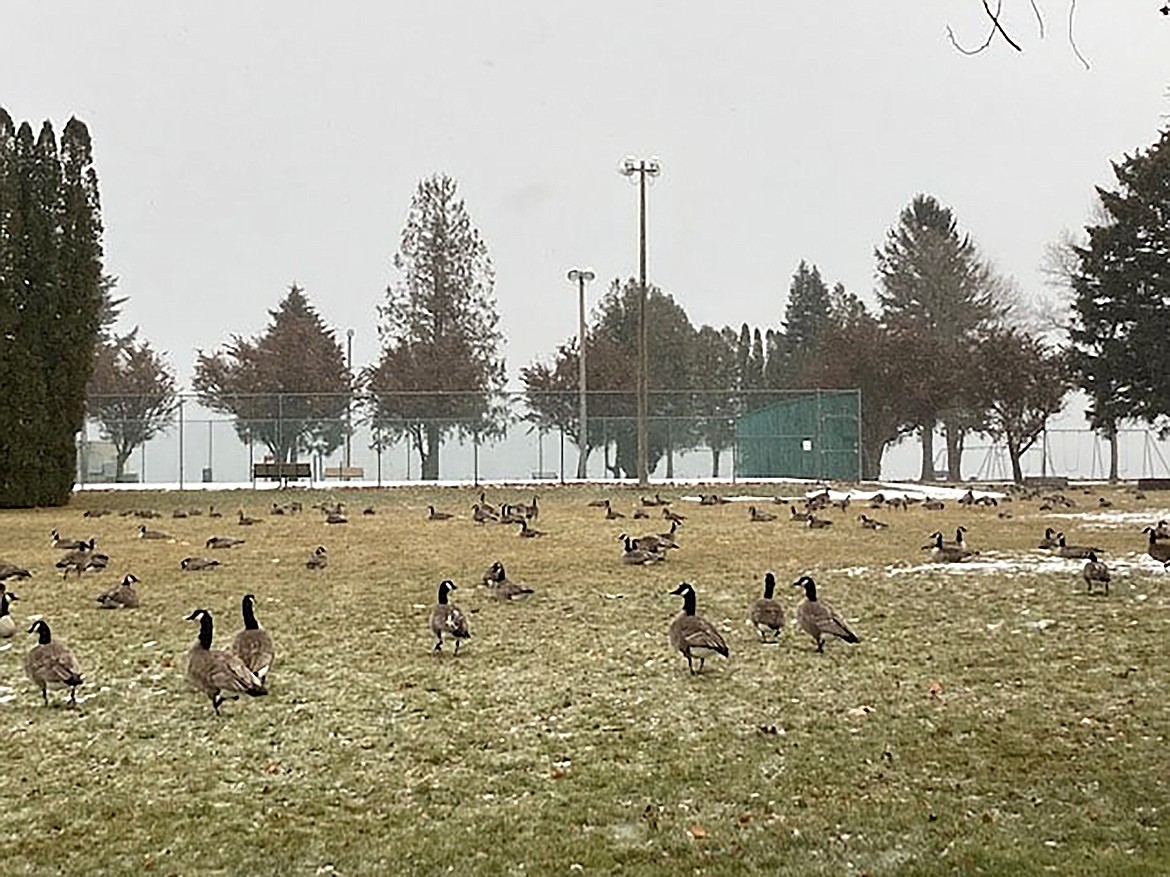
[481, 560, 504, 587]
[430, 580, 470, 655]
[238, 510, 263, 526]
[924, 531, 976, 563]
[524, 495, 539, 521]
[1038, 527, 1060, 550]
[229, 594, 275, 682]
[1083, 552, 1110, 595]
[96, 574, 141, 609]
[792, 575, 860, 652]
[517, 519, 544, 538]
[868, 493, 886, 508]
[789, 505, 812, 523]
[668, 582, 729, 674]
[181, 557, 221, 572]
[306, 546, 328, 569]
[922, 499, 945, 511]
[138, 524, 171, 540]
[974, 495, 999, 507]
[51, 529, 89, 551]
[427, 505, 454, 521]
[749, 572, 785, 641]
[0, 591, 19, 638]
[603, 500, 625, 520]
[172, 508, 190, 519]
[657, 519, 683, 547]
[633, 507, 650, 519]
[362, 507, 377, 516]
[829, 496, 850, 512]
[1055, 533, 1102, 560]
[857, 514, 889, 530]
[641, 493, 671, 507]
[1097, 497, 1113, 509]
[1153, 520, 1170, 540]
[806, 516, 833, 530]
[185, 609, 267, 714]
[206, 536, 246, 549]
[0, 561, 32, 582]
[1143, 527, 1170, 567]
[663, 508, 687, 523]
[485, 562, 535, 601]
[620, 534, 665, 565]
[82, 508, 111, 518]
[55, 540, 108, 578]
[499, 503, 527, 525]
[134, 509, 162, 519]
[209, 506, 223, 518]
[187, 507, 204, 517]
[885, 496, 907, 511]
[25, 619, 84, 706]
[472, 503, 498, 524]
[324, 510, 348, 525]
[628, 527, 680, 553]
[586, 497, 609, 508]
[748, 506, 777, 523]
[699, 494, 730, 506]
[958, 489, 975, 506]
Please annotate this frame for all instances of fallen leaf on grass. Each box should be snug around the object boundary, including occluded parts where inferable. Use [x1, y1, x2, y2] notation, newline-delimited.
[687, 823, 708, 840]
[928, 681, 944, 699]
[847, 705, 874, 719]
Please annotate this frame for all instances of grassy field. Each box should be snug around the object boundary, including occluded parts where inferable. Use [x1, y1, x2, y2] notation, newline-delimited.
[0, 483, 1167, 876]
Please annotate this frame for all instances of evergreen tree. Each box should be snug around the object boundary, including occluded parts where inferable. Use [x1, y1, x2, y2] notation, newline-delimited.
[784, 260, 832, 353]
[875, 193, 1002, 480]
[194, 284, 351, 463]
[1070, 125, 1170, 437]
[366, 175, 506, 480]
[87, 333, 179, 480]
[0, 112, 104, 507]
[690, 325, 739, 477]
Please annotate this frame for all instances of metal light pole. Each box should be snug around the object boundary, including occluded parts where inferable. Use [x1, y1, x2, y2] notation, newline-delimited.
[567, 268, 595, 480]
[345, 328, 354, 474]
[619, 156, 660, 486]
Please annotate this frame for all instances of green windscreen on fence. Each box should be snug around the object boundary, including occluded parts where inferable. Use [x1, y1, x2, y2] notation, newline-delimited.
[734, 390, 860, 480]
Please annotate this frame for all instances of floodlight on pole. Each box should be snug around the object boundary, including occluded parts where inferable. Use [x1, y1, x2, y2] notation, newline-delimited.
[345, 328, 354, 473]
[567, 268, 596, 480]
[618, 155, 661, 487]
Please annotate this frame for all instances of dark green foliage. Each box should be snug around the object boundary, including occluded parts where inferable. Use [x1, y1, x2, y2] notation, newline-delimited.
[193, 285, 351, 463]
[784, 260, 832, 353]
[1070, 126, 1170, 435]
[87, 333, 179, 480]
[366, 175, 506, 480]
[876, 193, 1003, 479]
[0, 111, 104, 507]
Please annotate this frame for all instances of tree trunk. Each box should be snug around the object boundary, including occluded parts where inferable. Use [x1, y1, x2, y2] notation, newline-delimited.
[1007, 436, 1024, 484]
[944, 421, 965, 482]
[919, 422, 936, 482]
[422, 423, 441, 481]
[575, 444, 589, 480]
[666, 443, 675, 479]
[861, 437, 887, 480]
[711, 447, 721, 478]
[115, 447, 132, 481]
[1107, 427, 1119, 483]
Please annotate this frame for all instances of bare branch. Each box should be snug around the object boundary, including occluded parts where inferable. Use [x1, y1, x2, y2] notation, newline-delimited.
[983, 0, 1024, 51]
[1029, 0, 1046, 39]
[1068, 0, 1090, 70]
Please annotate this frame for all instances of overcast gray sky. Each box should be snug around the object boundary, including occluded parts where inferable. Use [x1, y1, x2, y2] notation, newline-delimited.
[4, 2, 1168, 389]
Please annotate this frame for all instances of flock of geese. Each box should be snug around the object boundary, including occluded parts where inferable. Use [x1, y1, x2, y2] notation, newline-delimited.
[2, 485, 1170, 708]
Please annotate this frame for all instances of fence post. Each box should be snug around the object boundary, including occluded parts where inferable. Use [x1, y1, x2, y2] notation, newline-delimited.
[178, 397, 185, 490]
[473, 431, 480, 487]
[559, 427, 565, 484]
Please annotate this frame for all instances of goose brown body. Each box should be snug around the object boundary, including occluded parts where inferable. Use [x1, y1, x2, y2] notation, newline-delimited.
[669, 582, 729, 674]
[430, 580, 470, 654]
[1082, 552, 1110, 595]
[793, 575, 859, 652]
[96, 574, 141, 609]
[0, 591, 19, 638]
[185, 608, 267, 714]
[1143, 527, 1170, 567]
[25, 619, 84, 706]
[229, 595, 275, 681]
[749, 572, 785, 641]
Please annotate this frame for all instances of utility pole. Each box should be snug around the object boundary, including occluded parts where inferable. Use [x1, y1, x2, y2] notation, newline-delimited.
[345, 328, 354, 475]
[619, 156, 660, 487]
[567, 268, 595, 480]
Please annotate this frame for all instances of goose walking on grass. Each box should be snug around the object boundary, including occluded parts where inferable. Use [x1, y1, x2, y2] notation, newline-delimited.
[749, 572, 786, 641]
[1083, 552, 1111, 596]
[25, 619, 84, 706]
[669, 582, 729, 674]
[229, 595, 275, 683]
[792, 575, 859, 653]
[430, 580, 470, 655]
[96, 574, 141, 609]
[1143, 527, 1170, 568]
[0, 590, 19, 638]
[185, 609, 267, 715]
[306, 546, 328, 569]
[55, 541, 108, 578]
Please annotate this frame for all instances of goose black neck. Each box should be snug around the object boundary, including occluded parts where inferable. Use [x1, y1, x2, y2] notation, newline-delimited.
[1, 593, 10, 617]
[197, 613, 214, 648]
[37, 621, 52, 644]
[803, 579, 818, 601]
[681, 588, 696, 616]
[242, 597, 259, 630]
[763, 574, 776, 600]
[438, 584, 449, 605]
[1150, 529, 1159, 546]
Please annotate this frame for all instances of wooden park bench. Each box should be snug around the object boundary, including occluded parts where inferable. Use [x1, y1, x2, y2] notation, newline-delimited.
[1137, 478, 1170, 491]
[252, 461, 312, 482]
[324, 466, 365, 480]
